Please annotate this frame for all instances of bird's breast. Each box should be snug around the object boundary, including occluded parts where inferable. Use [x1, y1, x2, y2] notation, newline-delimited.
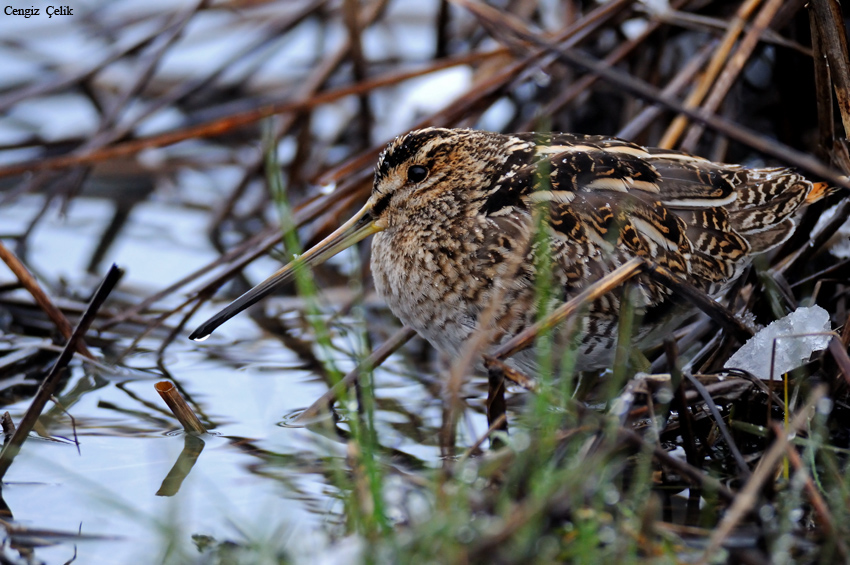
[370, 218, 499, 358]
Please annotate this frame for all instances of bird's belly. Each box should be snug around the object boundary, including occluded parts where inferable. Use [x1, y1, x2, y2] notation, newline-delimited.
[370, 229, 604, 369]
[370, 232, 481, 359]
[369, 231, 695, 373]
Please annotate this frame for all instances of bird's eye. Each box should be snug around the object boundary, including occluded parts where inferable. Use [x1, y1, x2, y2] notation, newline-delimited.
[407, 165, 429, 183]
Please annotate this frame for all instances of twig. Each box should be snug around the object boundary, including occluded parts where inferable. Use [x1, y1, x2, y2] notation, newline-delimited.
[294, 325, 416, 423]
[808, 0, 850, 139]
[486, 364, 508, 442]
[773, 200, 850, 277]
[644, 261, 754, 343]
[0, 265, 123, 480]
[616, 41, 716, 140]
[666, 339, 701, 469]
[317, 0, 633, 189]
[621, 428, 738, 502]
[783, 433, 849, 561]
[697, 385, 827, 563]
[683, 372, 752, 480]
[528, 0, 693, 129]
[483, 356, 538, 391]
[459, 0, 850, 190]
[1, 414, 14, 442]
[660, 0, 762, 147]
[457, 413, 508, 465]
[492, 258, 644, 360]
[828, 336, 850, 387]
[0, 51, 505, 180]
[0, 16, 177, 112]
[680, 0, 787, 150]
[0, 241, 94, 359]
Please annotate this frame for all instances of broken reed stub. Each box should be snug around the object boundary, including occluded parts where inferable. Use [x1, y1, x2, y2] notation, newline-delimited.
[155, 381, 206, 434]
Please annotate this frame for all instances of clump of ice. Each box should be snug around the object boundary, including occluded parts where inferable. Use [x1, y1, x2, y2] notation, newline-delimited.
[724, 306, 833, 381]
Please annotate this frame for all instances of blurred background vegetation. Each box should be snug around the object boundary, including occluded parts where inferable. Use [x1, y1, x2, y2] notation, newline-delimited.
[0, 0, 849, 563]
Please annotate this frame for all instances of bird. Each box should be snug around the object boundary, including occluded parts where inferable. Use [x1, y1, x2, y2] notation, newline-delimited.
[189, 127, 836, 372]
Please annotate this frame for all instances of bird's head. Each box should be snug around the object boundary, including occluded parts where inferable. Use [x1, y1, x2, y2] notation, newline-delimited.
[368, 127, 516, 226]
[189, 128, 513, 341]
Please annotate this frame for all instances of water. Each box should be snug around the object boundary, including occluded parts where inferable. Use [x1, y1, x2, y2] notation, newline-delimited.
[0, 194, 475, 563]
[0, 9, 468, 558]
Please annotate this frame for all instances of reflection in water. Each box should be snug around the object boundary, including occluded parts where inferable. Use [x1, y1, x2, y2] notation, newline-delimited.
[0, 487, 12, 519]
[156, 434, 205, 497]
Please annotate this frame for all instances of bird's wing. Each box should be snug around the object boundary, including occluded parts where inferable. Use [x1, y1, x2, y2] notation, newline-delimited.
[479, 133, 776, 295]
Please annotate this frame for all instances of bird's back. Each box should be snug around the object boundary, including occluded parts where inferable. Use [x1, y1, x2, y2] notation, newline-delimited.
[486, 133, 830, 295]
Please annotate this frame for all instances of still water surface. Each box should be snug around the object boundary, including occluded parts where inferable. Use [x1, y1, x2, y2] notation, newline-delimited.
[1, 195, 468, 563]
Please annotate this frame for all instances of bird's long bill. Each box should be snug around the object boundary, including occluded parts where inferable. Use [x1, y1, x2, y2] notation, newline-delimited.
[189, 200, 383, 341]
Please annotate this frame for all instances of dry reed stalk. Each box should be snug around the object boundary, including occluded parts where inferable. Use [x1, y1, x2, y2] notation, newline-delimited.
[0, 241, 93, 359]
[0, 265, 123, 479]
[155, 381, 207, 434]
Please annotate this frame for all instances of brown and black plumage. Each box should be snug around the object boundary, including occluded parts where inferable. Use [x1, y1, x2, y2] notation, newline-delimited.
[190, 128, 835, 370]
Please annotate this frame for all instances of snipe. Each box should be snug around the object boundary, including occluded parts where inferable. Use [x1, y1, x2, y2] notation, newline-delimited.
[190, 128, 835, 370]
